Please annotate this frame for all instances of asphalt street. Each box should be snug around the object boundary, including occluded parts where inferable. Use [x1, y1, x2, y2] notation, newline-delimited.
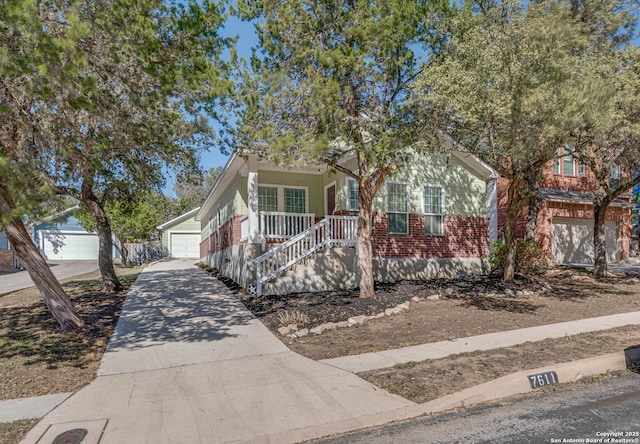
[313, 373, 640, 444]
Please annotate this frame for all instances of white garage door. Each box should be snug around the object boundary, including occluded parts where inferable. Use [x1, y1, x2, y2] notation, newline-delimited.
[551, 218, 620, 264]
[42, 231, 99, 260]
[170, 233, 200, 258]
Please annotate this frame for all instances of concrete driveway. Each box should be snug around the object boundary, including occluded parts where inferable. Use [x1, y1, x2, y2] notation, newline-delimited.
[0, 260, 99, 295]
[22, 259, 413, 444]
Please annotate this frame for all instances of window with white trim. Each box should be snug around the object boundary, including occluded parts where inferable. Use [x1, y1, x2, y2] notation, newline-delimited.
[258, 186, 278, 212]
[563, 149, 575, 176]
[387, 182, 409, 234]
[284, 188, 306, 213]
[423, 185, 444, 235]
[347, 179, 359, 215]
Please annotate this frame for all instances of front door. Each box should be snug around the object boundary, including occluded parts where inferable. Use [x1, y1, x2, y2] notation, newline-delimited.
[326, 184, 336, 215]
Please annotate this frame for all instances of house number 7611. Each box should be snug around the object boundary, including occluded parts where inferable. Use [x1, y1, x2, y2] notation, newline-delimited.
[527, 371, 559, 389]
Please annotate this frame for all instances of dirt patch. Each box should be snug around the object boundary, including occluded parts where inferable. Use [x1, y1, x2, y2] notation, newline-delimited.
[359, 325, 640, 403]
[0, 267, 141, 400]
[0, 419, 37, 444]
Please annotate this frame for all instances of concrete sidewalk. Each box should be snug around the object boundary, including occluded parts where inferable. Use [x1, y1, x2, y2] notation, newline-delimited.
[320, 311, 640, 373]
[21, 260, 412, 444]
[0, 260, 98, 295]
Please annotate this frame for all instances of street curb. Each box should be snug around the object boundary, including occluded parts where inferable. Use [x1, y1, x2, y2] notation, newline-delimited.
[248, 352, 628, 443]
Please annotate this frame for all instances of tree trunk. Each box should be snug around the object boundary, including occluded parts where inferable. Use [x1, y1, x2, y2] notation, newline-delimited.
[503, 179, 526, 282]
[357, 182, 375, 298]
[524, 191, 540, 242]
[592, 192, 610, 280]
[82, 194, 122, 292]
[0, 198, 85, 330]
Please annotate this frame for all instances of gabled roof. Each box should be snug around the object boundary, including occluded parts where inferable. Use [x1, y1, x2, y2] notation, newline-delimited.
[157, 207, 201, 231]
[28, 205, 80, 228]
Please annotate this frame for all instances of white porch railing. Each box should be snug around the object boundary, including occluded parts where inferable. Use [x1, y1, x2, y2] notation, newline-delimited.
[259, 211, 315, 242]
[327, 215, 358, 245]
[253, 215, 358, 296]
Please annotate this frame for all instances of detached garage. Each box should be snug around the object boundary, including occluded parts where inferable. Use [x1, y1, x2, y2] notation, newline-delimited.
[551, 218, 620, 265]
[32, 207, 118, 261]
[157, 208, 201, 259]
[41, 231, 99, 260]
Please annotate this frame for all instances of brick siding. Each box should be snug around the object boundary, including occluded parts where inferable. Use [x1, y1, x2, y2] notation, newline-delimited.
[200, 215, 244, 258]
[0, 250, 13, 268]
[371, 213, 489, 258]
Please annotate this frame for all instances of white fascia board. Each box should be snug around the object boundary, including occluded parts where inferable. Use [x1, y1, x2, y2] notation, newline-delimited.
[196, 152, 242, 221]
[157, 207, 201, 231]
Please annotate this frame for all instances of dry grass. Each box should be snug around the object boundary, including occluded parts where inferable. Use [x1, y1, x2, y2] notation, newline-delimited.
[0, 266, 142, 400]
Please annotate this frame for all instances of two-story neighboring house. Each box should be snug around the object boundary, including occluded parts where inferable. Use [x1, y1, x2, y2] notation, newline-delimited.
[497, 147, 633, 265]
[196, 147, 499, 295]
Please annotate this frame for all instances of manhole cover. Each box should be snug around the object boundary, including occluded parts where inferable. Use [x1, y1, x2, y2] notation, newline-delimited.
[52, 428, 88, 444]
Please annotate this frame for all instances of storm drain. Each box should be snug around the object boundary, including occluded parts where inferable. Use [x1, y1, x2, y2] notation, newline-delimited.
[52, 428, 88, 444]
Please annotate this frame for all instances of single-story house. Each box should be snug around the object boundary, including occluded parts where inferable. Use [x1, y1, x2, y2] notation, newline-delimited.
[33, 206, 118, 261]
[196, 146, 499, 295]
[157, 208, 201, 258]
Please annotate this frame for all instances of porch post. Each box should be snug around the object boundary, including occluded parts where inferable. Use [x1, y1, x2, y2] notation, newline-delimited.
[247, 158, 260, 243]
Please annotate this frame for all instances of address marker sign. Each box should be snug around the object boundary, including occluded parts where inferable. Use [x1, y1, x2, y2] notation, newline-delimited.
[527, 371, 559, 389]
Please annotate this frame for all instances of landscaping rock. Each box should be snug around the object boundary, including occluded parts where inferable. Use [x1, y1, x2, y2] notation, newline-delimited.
[295, 328, 309, 338]
[411, 296, 421, 302]
[348, 315, 369, 325]
[427, 294, 440, 301]
[278, 326, 291, 336]
[310, 325, 325, 335]
[323, 322, 337, 330]
[398, 302, 410, 310]
[385, 308, 395, 316]
[504, 288, 515, 297]
[335, 321, 349, 328]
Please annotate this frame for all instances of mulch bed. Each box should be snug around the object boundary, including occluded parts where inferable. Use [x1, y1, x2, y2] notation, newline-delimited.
[199, 262, 552, 332]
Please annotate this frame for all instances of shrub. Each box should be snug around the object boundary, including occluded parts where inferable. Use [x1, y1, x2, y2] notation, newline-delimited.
[277, 309, 310, 327]
[489, 239, 548, 275]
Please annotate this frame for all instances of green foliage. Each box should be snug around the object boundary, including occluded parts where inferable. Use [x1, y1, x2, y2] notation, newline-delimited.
[234, 0, 451, 170]
[1, 0, 233, 225]
[172, 166, 222, 216]
[489, 240, 548, 275]
[76, 192, 173, 243]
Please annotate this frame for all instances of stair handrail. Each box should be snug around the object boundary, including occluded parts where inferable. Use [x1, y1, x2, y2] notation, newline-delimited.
[253, 215, 358, 296]
[254, 219, 330, 296]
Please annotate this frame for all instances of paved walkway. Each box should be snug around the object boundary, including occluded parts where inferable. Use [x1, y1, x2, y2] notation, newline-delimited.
[0, 260, 98, 295]
[21, 260, 412, 444]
